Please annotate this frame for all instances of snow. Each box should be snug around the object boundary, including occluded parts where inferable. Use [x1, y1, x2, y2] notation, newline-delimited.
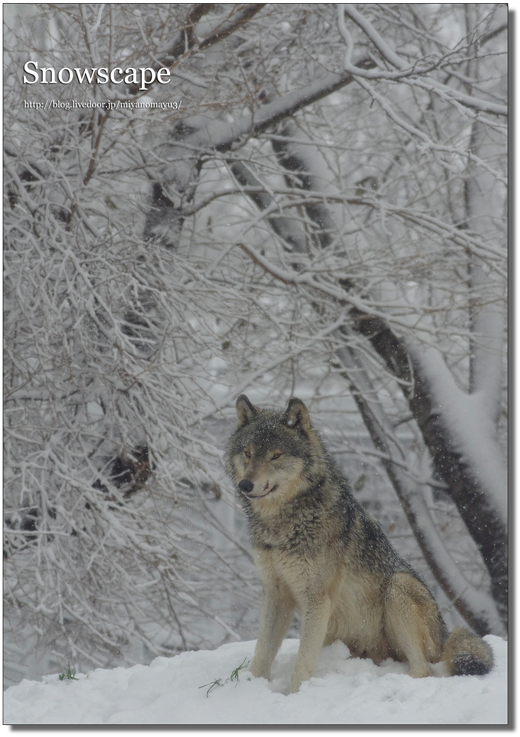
[4, 636, 507, 725]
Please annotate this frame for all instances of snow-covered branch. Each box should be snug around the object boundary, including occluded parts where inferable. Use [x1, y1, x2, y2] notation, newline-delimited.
[339, 4, 507, 117]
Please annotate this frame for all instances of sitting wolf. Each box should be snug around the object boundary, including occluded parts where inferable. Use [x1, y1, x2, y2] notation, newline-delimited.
[226, 394, 494, 693]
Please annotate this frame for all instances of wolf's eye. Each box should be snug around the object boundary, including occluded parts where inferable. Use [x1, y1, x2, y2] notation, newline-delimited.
[271, 452, 282, 461]
[244, 450, 251, 459]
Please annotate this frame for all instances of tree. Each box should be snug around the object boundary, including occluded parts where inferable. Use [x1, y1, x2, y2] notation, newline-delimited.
[4, 3, 507, 681]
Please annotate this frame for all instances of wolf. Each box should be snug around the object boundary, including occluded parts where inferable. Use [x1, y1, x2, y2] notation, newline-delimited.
[225, 394, 494, 693]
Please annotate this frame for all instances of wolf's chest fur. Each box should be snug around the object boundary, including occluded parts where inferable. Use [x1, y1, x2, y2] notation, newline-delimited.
[246, 483, 337, 554]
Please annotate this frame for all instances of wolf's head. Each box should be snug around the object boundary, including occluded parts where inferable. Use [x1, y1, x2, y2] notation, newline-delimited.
[225, 394, 319, 503]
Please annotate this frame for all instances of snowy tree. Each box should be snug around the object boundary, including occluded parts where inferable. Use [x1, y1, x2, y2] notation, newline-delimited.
[4, 3, 507, 681]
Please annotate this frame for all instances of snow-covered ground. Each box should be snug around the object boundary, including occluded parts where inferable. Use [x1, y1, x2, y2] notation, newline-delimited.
[5, 636, 507, 725]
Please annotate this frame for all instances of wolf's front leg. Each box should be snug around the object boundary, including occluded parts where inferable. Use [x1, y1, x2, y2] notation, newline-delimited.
[250, 588, 294, 680]
[290, 595, 331, 693]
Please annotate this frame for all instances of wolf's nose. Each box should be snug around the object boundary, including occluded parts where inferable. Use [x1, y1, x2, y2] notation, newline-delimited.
[238, 479, 254, 495]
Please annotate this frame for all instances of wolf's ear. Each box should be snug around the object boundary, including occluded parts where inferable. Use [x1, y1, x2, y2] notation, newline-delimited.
[284, 397, 311, 433]
[236, 395, 259, 427]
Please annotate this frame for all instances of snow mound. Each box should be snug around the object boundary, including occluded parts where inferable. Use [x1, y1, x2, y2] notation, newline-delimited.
[4, 636, 507, 725]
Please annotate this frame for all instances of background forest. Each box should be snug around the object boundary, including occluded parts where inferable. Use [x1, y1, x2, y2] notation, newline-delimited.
[4, 3, 507, 687]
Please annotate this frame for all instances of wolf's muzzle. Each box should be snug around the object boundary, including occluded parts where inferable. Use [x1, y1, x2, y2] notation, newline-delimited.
[238, 479, 254, 495]
[238, 479, 279, 498]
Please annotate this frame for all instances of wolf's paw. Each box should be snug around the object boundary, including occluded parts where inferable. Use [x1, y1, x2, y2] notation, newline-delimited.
[290, 668, 309, 693]
[407, 664, 432, 678]
[289, 677, 302, 694]
[250, 659, 271, 680]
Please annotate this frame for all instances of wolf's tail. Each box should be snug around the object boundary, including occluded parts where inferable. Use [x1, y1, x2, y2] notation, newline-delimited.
[442, 627, 494, 676]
